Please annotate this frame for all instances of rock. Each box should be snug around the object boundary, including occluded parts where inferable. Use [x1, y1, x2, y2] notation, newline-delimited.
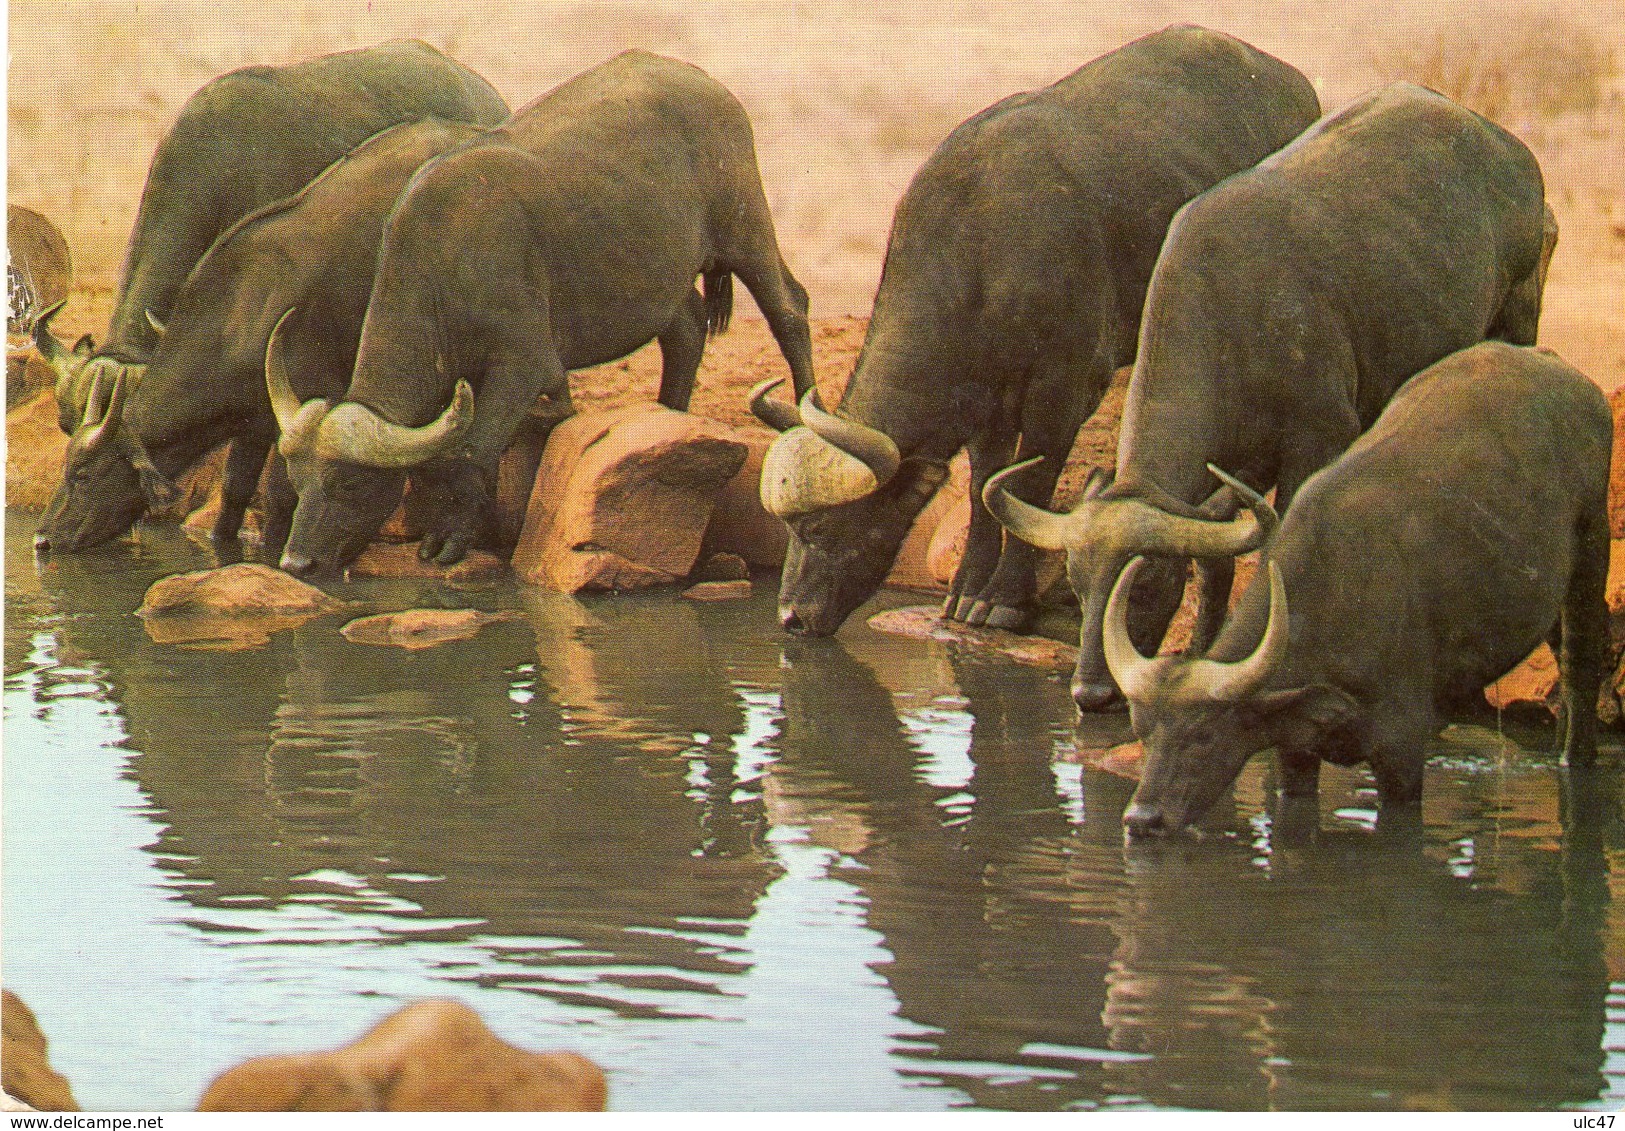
[699, 433, 788, 569]
[866, 604, 1078, 670]
[682, 579, 753, 602]
[345, 542, 509, 583]
[1611, 389, 1625, 538]
[5, 388, 68, 510]
[197, 999, 606, 1111]
[140, 563, 343, 617]
[138, 563, 348, 649]
[6, 344, 53, 410]
[2, 990, 79, 1112]
[1484, 644, 1560, 721]
[924, 488, 970, 586]
[693, 551, 751, 583]
[512, 404, 748, 593]
[340, 608, 524, 649]
[885, 454, 968, 592]
[7, 206, 72, 335]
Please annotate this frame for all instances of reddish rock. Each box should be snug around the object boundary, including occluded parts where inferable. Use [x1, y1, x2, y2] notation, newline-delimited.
[866, 604, 1078, 670]
[698, 432, 788, 569]
[140, 563, 342, 617]
[694, 551, 751, 582]
[5, 389, 68, 510]
[341, 608, 524, 649]
[345, 542, 509, 583]
[1484, 644, 1560, 719]
[682, 579, 753, 601]
[512, 404, 748, 593]
[197, 999, 606, 1111]
[137, 563, 350, 649]
[2, 991, 78, 1112]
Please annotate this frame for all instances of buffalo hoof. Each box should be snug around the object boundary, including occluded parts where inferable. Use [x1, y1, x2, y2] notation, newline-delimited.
[419, 533, 471, 568]
[981, 604, 1031, 632]
[1122, 800, 1169, 838]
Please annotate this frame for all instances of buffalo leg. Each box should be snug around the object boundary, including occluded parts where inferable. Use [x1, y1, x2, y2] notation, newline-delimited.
[420, 351, 559, 566]
[732, 255, 815, 401]
[962, 352, 1102, 630]
[1559, 503, 1609, 768]
[950, 403, 1020, 625]
[212, 431, 272, 546]
[260, 453, 296, 565]
[655, 288, 709, 411]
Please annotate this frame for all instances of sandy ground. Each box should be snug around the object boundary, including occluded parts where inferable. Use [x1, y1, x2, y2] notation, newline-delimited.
[7, 0, 1623, 390]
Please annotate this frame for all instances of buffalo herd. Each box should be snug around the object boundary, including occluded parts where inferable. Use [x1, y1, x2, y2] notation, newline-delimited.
[27, 27, 1611, 836]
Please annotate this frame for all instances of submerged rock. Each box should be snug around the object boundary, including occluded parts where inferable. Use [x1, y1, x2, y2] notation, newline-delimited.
[867, 605, 1078, 671]
[197, 998, 606, 1111]
[340, 608, 524, 650]
[138, 563, 348, 649]
[345, 542, 509, 583]
[682, 579, 753, 602]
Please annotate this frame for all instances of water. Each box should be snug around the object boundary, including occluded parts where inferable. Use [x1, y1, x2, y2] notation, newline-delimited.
[4, 510, 1624, 1112]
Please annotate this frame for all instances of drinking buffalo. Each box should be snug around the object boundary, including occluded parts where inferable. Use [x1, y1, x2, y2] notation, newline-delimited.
[750, 25, 1320, 637]
[1103, 342, 1609, 837]
[34, 119, 488, 556]
[271, 50, 816, 577]
[987, 83, 1557, 711]
[30, 39, 507, 436]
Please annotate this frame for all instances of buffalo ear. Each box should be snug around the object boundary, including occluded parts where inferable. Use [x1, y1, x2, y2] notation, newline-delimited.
[1247, 684, 1360, 752]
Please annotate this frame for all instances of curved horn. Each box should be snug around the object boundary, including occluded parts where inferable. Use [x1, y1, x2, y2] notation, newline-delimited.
[315, 379, 475, 468]
[798, 390, 900, 488]
[981, 456, 1076, 552]
[1105, 467, 1279, 560]
[31, 298, 70, 362]
[79, 368, 129, 454]
[748, 377, 803, 433]
[263, 308, 305, 433]
[1182, 560, 1289, 702]
[1102, 556, 1158, 701]
[144, 309, 166, 337]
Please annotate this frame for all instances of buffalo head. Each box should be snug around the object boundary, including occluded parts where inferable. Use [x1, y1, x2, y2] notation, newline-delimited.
[265, 309, 473, 578]
[34, 365, 183, 553]
[31, 299, 165, 435]
[983, 460, 1277, 711]
[751, 378, 944, 636]
[1103, 556, 1358, 837]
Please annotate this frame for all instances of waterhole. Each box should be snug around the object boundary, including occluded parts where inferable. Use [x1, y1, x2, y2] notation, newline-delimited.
[4, 511, 1622, 1111]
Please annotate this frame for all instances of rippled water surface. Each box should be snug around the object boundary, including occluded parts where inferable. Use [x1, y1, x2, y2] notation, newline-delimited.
[5, 511, 1624, 1111]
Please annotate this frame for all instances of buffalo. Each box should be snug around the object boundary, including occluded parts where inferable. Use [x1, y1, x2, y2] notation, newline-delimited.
[1102, 342, 1609, 837]
[987, 82, 1558, 711]
[749, 25, 1320, 638]
[30, 39, 506, 461]
[269, 50, 816, 578]
[33, 119, 490, 557]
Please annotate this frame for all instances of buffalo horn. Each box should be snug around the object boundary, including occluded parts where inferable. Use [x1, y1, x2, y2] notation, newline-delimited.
[1104, 556, 1290, 704]
[981, 457, 1075, 552]
[144, 309, 166, 337]
[748, 377, 803, 433]
[798, 390, 900, 488]
[264, 308, 305, 433]
[315, 380, 475, 469]
[1181, 559, 1289, 703]
[1102, 557, 1158, 701]
[80, 368, 128, 454]
[1109, 466, 1278, 559]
